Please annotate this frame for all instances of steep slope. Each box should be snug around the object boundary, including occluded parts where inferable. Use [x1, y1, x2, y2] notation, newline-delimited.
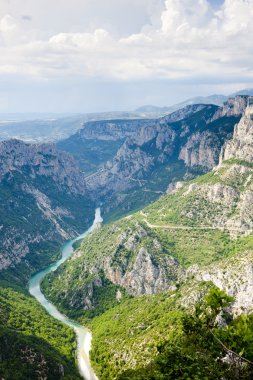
[87, 97, 246, 220]
[57, 119, 154, 174]
[0, 139, 94, 283]
[42, 97, 253, 379]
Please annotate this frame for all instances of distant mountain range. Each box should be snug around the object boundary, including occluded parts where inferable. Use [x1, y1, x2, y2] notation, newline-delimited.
[1, 88, 253, 143]
[135, 88, 253, 114]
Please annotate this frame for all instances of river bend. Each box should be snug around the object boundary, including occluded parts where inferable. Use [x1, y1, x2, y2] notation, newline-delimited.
[29, 208, 102, 380]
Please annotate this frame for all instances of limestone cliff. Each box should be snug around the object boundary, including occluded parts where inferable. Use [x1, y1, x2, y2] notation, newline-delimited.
[220, 96, 253, 163]
[0, 139, 94, 276]
[191, 251, 253, 316]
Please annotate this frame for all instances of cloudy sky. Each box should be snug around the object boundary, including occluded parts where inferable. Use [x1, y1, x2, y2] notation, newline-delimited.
[0, 0, 253, 113]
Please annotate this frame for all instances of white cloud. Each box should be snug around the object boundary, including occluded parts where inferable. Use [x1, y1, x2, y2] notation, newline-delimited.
[0, 0, 253, 102]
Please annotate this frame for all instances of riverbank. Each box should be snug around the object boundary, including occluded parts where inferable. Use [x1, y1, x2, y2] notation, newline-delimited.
[29, 208, 102, 380]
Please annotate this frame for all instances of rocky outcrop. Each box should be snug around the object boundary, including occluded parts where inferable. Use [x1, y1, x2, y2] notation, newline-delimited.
[220, 97, 253, 163]
[212, 95, 248, 119]
[57, 118, 155, 174]
[104, 247, 178, 296]
[188, 251, 253, 316]
[179, 131, 222, 169]
[93, 219, 181, 296]
[0, 139, 87, 194]
[177, 173, 253, 234]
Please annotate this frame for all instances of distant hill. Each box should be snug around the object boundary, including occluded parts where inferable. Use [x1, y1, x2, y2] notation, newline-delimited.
[135, 94, 227, 114]
[230, 88, 253, 97]
[135, 90, 253, 115]
[0, 112, 159, 143]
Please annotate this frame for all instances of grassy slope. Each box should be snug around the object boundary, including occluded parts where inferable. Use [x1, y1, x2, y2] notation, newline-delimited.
[142, 159, 253, 228]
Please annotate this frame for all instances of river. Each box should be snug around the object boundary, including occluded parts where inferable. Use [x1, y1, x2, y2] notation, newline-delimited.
[29, 208, 103, 380]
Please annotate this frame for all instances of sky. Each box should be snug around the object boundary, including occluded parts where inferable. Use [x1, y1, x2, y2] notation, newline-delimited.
[0, 0, 253, 113]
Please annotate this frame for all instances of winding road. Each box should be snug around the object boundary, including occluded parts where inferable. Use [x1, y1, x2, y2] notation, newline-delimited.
[140, 212, 252, 234]
[29, 208, 102, 380]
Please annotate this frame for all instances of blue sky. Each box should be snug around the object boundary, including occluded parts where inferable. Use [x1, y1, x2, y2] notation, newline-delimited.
[0, 0, 253, 113]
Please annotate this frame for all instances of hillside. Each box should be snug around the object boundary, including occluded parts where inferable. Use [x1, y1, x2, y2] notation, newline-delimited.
[42, 97, 253, 378]
[0, 287, 81, 379]
[0, 139, 94, 285]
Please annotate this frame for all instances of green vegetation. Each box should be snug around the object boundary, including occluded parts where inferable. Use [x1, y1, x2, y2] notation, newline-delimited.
[0, 159, 95, 378]
[89, 286, 253, 379]
[0, 287, 81, 379]
[131, 146, 253, 232]
[154, 228, 233, 267]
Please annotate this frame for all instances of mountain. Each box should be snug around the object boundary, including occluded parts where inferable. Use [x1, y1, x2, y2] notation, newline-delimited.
[57, 119, 154, 174]
[135, 94, 227, 114]
[86, 97, 246, 221]
[135, 91, 253, 116]
[0, 139, 94, 285]
[230, 88, 253, 97]
[41, 97, 253, 379]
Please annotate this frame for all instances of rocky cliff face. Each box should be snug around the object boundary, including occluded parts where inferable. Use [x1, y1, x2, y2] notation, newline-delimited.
[0, 139, 87, 194]
[212, 95, 248, 119]
[74, 119, 154, 141]
[221, 97, 253, 163]
[178, 131, 222, 169]
[0, 139, 94, 276]
[186, 251, 253, 316]
[104, 246, 178, 296]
